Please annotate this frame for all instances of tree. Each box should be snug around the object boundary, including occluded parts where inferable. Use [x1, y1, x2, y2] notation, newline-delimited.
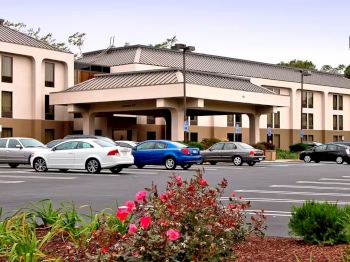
[151, 36, 178, 49]
[344, 65, 350, 79]
[278, 59, 316, 70]
[321, 64, 346, 74]
[68, 32, 86, 58]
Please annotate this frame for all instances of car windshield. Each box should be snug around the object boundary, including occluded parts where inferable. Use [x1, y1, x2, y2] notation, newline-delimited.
[238, 143, 254, 149]
[93, 140, 116, 147]
[171, 142, 187, 148]
[19, 139, 45, 148]
[46, 140, 62, 148]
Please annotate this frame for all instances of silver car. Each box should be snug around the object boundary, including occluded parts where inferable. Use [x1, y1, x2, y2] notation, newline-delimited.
[200, 142, 265, 166]
[0, 137, 46, 168]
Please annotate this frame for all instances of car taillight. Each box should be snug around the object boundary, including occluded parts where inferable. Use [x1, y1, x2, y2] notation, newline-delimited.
[249, 150, 255, 156]
[107, 149, 119, 156]
[181, 148, 190, 155]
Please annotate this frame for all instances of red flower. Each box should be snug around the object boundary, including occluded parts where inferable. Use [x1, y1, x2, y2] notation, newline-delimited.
[101, 245, 109, 254]
[128, 223, 137, 234]
[231, 192, 236, 197]
[199, 179, 208, 186]
[140, 216, 152, 229]
[125, 200, 135, 212]
[116, 208, 129, 221]
[136, 191, 147, 201]
[176, 176, 182, 183]
[159, 193, 167, 202]
[188, 184, 195, 191]
[227, 203, 234, 209]
[166, 229, 180, 240]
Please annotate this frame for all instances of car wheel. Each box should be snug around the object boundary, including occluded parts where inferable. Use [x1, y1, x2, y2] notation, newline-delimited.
[233, 156, 243, 166]
[136, 165, 145, 169]
[165, 157, 177, 170]
[8, 163, 19, 168]
[110, 167, 123, 174]
[181, 164, 192, 170]
[33, 158, 48, 172]
[59, 169, 68, 173]
[209, 161, 217, 165]
[85, 158, 101, 174]
[303, 155, 312, 163]
[336, 156, 344, 164]
[248, 161, 256, 166]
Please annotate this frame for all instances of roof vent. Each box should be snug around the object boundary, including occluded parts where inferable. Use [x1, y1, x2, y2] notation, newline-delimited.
[0, 19, 4, 25]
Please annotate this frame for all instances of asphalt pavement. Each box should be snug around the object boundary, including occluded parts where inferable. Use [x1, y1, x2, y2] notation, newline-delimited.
[0, 161, 349, 237]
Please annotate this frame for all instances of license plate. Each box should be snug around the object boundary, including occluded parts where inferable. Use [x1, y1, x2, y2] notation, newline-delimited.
[259, 158, 263, 160]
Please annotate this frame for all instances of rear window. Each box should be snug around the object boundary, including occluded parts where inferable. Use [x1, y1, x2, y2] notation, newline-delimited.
[171, 142, 186, 148]
[94, 140, 115, 147]
[238, 143, 254, 149]
[19, 138, 45, 148]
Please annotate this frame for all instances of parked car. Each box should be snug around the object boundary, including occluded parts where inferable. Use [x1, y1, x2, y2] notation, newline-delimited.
[31, 139, 134, 174]
[46, 139, 64, 148]
[115, 140, 138, 149]
[63, 135, 116, 145]
[200, 142, 265, 166]
[132, 140, 202, 170]
[0, 137, 46, 168]
[300, 144, 350, 164]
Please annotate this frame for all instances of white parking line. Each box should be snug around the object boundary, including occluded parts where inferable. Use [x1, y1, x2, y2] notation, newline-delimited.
[0, 175, 76, 180]
[219, 197, 350, 205]
[0, 180, 24, 184]
[247, 210, 292, 217]
[319, 178, 350, 182]
[270, 185, 350, 191]
[234, 189, 350, 197]
[121, 171, 158, 175]
[296, 181, 350, 186]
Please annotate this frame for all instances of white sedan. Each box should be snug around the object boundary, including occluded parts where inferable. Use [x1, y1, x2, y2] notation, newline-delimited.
[31, 139, 134, 174]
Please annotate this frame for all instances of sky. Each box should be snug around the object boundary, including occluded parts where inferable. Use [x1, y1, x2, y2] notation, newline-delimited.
[1, 0, 350, 68]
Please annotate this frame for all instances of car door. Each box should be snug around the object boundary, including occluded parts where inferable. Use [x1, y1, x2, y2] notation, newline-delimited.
[0, 139, 8, 163]
[133, 142, 156, 164]
[221, 143, 237, 162]
[205, 143, 225, 161]
[312, 145, 327, 162]
[6, 139, 27, 163]
[325, 144, 340, 162]
[75, 141, 94, 169]
[47, 141, 79, 168]
[153, 142, 168, 164]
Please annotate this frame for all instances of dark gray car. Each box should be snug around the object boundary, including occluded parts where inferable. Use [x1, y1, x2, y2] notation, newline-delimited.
[200, 142, 265, 166]
[0, 138, 46, 168]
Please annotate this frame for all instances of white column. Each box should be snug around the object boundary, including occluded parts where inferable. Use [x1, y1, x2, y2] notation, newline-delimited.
[249, 114, 260, 145]
[322, 91, 329, 143]
[82, 113, 95, 135]
[170, 108, 184, 141]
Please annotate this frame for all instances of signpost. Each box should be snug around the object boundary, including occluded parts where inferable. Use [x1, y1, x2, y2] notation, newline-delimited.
[235, 123, 241, 134]
[184, 120, 189, 132]
[299, 129, 304, 138]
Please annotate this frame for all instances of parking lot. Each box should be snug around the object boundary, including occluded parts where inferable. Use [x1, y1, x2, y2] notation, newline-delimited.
[0, 161, 349, 236]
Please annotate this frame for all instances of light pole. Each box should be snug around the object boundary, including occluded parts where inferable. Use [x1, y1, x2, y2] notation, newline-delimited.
[299, 70, 312, 143]
[171, 43, 195, 143]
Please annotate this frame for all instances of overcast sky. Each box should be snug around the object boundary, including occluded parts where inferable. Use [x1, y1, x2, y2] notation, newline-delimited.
[2, 0, 350, 68]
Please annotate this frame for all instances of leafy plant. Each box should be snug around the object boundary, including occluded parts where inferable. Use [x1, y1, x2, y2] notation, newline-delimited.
[187, 141, 204, 150]
[289, 201, 350, 245]
[253, 141, 276, 150]
[25, 199, 61, 227]
[201, 138, 221, 149]
[276, 149, 299, 159]
[289, 143, 310, 152]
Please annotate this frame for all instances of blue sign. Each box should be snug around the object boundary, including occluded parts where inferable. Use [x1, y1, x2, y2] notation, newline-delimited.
[267, 127, 272, 137]
[235, 124, 241, 134]
[184, 120, 189, 132]
[300, 129, 304, 138]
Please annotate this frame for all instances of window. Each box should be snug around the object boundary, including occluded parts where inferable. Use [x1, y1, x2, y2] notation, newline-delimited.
[95, 130, 102, 136]
[45, 95, 54, 120]
[333, 115, 343, 130]
[302, 91, 313, 108]
[55, 141, 79, 150]
[147, 116, 155, 124]
[303, 135, 314, 142]
[333, 135, 344, 142]
[1, 128, 12, 138]
[1, 56, 13, 83]
[235, 114, 242, 127]
[77, 142, 93, 149]
[302, 113, 313, 129]
[327, 144, 337, 151]
[227, 115, 234, 126]
[190, 116, 198, 126]
[137, 142, 155, 150]
[45, 62, 55, 87]
[8, 139, 21, 148]
[333, 95, 343, 110]
[211, 143, 224, 150]
[274, 111, 280, 128]
[314, 145, 327, 152]
[2, 91, 12, 118]
[267, 112, 280, 129]
[227, 133, 234, 141]
[267, 113, 273, 128]
[146, 131, 156, 140]
[74, 113, 82, 118]
[223, 143, 237, 150]
[0, 139, 7, 148]
[154, 142, 167, 149]
[44, 129, 54, 144]
[273, 134, 280, 149]
[227, 114, 241, 127]
[190, 132, 198, 142]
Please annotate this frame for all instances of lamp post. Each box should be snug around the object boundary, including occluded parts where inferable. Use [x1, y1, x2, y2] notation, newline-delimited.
[299, 70, 312, 143]
[171, 43, 195, 143]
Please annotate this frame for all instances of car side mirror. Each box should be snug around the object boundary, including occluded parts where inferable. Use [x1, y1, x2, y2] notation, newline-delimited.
[208, 148, 212, 151]
[51, 147, 56, 151]
[16, 144, 23, 149]
[133, 146, 137, 151]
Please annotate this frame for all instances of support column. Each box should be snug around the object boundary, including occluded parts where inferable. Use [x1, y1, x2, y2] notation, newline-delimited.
[322, 91, 329, 143]
[164, 110, 172, 140]
[170, 108, 184, 141]
[82, 113, 95, 135]
[249, 114, 260, 145]
[289, 88, 299, 145]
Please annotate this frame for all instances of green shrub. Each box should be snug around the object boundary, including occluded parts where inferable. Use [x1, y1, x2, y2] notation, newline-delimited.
[201, 138, 221, 149]
[289, 143, 309, 152]
[288, 201, 350, 245]
[253, 142, 276, 150]
[187, 141, 204, 150]
[276, 149, 299, 159]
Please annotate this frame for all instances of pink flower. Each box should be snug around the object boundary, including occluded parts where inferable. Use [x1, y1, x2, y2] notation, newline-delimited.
[136, 191, 147, 201]
[166, 229, 180, 241]
[115, 208, 129, 222]
[227, 203, 234, 209]
[159, 193, 167, 202]
[128, 223, 137, 234]
[125, 200, 135, 212]
[231, 192, 236, 197]
[199, 179, 208, 186]
[176, 176, 182, 182]
[140, 216, 152, 229]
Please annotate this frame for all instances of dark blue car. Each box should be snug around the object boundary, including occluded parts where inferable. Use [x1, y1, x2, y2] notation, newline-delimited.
[132, 140, 202, 170]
